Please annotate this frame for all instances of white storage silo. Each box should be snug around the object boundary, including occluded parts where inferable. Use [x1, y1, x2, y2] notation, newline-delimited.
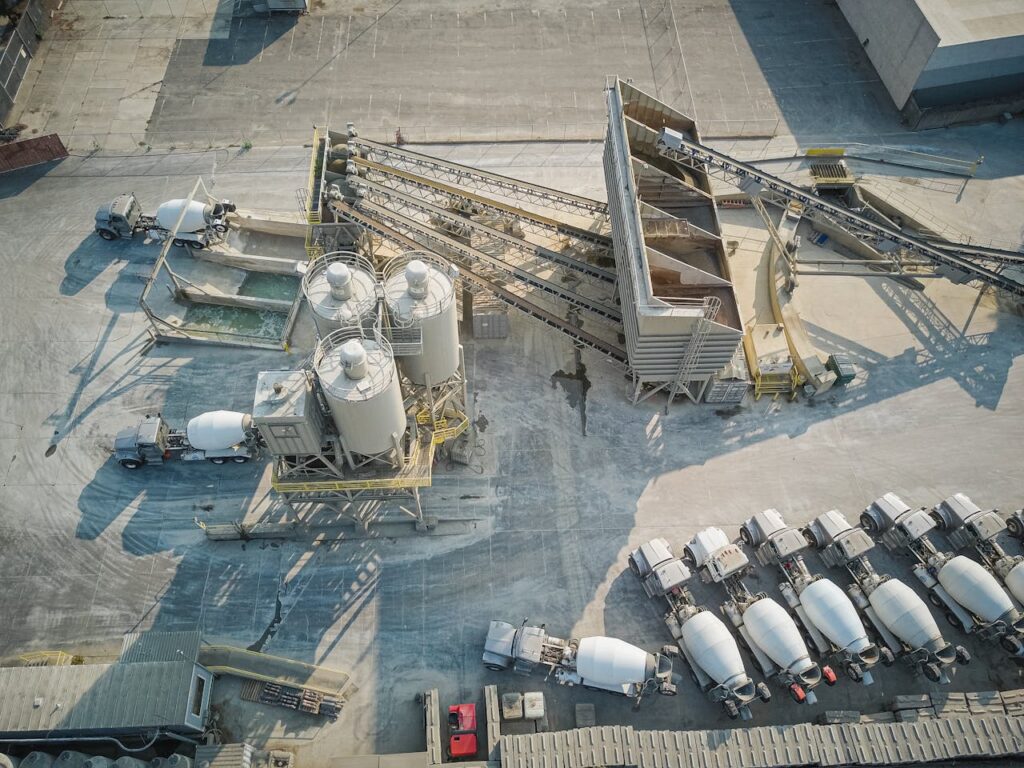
[383, 252, 460, 386]
[302, 251, 379, 337]
[314, 329, 407, 459]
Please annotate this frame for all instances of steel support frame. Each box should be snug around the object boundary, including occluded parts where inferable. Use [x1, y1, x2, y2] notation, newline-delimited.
[656, 139, 1024, 296]
[354, 158, 616, 267]
[350, 136, 610, 220]
[352, 179, 622, 323]
[329, 200, 628, 361]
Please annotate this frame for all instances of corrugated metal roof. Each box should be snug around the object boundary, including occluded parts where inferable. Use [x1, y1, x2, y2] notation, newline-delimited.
[120, 631, 202, 664]
[0, 661, 198, 738]
[499, 714, 1024, 768]
[195, 744, 254, 768]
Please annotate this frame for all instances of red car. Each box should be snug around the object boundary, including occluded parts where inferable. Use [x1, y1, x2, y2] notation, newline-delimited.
[447, 703, 477, 759]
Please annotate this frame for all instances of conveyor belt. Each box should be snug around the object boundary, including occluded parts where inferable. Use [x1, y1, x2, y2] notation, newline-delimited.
[330, 200, 628, 362]
[352, 156, 615, 261]
[348, 188, 623, 326]
[922, 237, 1024, 265]
[657, 131, 1024, 297]
[351, 176, 621, 320]
[349, 137, 610, 222]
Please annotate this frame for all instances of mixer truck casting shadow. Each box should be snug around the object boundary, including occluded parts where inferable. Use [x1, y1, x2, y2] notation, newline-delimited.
[861, 492, 1024, 658]
[482, 619, 677, 705]
[741, 509, 888, 685]
[115, 411, 260, 468]
[629, 538, 771, 720]
[803, 508, 969, 684]
[685, 527, 836, 704]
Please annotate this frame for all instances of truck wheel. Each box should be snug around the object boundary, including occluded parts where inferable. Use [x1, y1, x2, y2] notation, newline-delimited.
[119, 459, 143, 469]
[922, 662, 942, 683]
[844, 662, 863, 683]
[756, 682, 771, 702]
[739, 525, 753, 547]
[232, 456, 249, 463]
[999, 635, 1024, 656]
[944, 611, 961, 629]
[484, 664, 505, 672]
[209, 457, 227, 465]
[1007, 516, 1023, 539]
[927, 591, 944, 608]
[955, 646, 971, 665]
[172, 238, 188, 248]
[214, 222, 228, 233]
[859, 512, 879, 534]
[97, 229, 117, 241]
[681, 546, 696, 568]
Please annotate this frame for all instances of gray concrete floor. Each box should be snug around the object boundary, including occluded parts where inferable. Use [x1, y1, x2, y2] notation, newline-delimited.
[11, 0, 905, 150]
[1, 137, 1023, 760]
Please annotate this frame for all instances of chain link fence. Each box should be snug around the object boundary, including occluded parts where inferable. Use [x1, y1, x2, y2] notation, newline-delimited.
[0, 0, 45, 122]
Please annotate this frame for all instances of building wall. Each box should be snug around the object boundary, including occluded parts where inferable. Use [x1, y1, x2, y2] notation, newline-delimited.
[837, 0, 940, 108]
[914, 36, 1024, 106]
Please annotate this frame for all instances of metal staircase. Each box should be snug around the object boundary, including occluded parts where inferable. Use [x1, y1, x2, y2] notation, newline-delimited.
[665, 296, 721, 408]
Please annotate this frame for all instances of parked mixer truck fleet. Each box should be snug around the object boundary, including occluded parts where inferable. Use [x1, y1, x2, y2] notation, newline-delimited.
[484, 491, 1024, 718]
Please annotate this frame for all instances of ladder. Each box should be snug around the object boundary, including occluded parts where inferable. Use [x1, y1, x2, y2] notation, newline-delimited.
[666, 296, 721, 409]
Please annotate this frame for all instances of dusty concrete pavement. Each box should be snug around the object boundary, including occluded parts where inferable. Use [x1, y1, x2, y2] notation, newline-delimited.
[8, 0, 903, 150]
[1, 138, 1024, 758]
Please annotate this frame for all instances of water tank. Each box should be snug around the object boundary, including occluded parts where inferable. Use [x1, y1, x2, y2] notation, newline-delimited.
[302, 252, 378, 337]
[165, 758, 192, 768]
[314, 329, 407, 457]
[1, 756, 22, 768]
[575, 636, 651, 686]
[679, 609, 748, 687]
[22, 756, 53, 768]
[743, 597, 811, 673]
[82, 759, 112, 768]
[155, 199, 211, 234]
[186, 411, 252, 451]
[800, 578, 871, 653]
[383, 252, 460, 386]
[938, 555, 1015, 624]
[869, 578, 942, 650]
[114, 759, 148, 768]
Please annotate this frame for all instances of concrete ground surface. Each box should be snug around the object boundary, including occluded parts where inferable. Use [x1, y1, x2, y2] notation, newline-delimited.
[9, 0, 905, 150]
[1, 134, 1023, 760]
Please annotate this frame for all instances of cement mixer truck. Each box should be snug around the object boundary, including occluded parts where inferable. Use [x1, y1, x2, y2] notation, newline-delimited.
[94, 193, 235, 247]
[803, 509, 970, 683]
[482, 619, 677, 702]
[861, 492, 1024, 657]
[930, 493, 1024, 608]
[628, 538, 770, 720]
[741, 509, 887, 685]
[685, 527, 835, 704]
[114, 411, 259, 469]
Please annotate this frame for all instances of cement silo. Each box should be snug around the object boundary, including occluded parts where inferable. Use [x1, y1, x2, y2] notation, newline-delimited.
[302, 251, 379, 337]
[314, 328, 407, 461]
[383, 252, 460, 386]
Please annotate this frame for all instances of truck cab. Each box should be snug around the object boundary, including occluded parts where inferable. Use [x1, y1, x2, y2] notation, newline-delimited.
[114, 415, 170, 468]
[95, 193, 143, 241]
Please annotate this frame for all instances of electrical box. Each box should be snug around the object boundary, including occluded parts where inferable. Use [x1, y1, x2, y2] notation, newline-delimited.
[252, 370, 326, 456]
